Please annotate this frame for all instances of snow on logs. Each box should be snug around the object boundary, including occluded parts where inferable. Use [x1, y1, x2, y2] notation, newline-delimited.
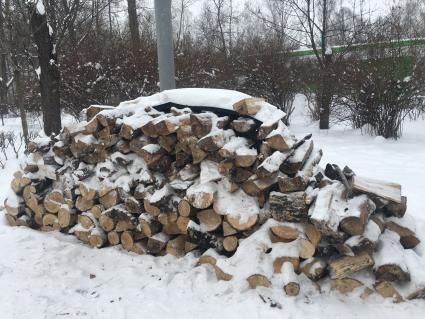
[4, 89, 422, 301]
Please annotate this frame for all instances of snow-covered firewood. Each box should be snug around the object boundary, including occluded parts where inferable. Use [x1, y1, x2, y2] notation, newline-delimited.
[230, 117, 256, 134]
[99, 205, 130, 232]
[242, 174, 279, 196]
[270, 225, 300, 242]
[373, 231, 411, 282]
[280, 140, 313, 175]
[246, 274, 271, 289]
[281, 262, 300, 296]
[147, 233, 170, 254]
[329, 252, 374, 279]
[301, 258, 327, 281]
[265, 121, 295, 152]
[186, 221, 223, 252]
[186, 182, 216, 209]
[256, 151, 286, 178]
[351, 175, 402, 204]
[278, 149, 323, 193]
[233, 97, 263, 115]
[166, 235, 186, 257]
[223, 236, 239, 253]
[269, 191, 308, 223]
[85, 105, 115, 121]
[198, 129, 235, 152]
[385, 220, 420, 249]
[197, 209, 222, 232]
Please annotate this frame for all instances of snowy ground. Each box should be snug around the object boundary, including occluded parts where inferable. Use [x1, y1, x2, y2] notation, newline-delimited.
[1, 97, 425, 319]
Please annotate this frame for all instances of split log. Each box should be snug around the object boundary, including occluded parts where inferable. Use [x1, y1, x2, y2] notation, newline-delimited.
[99, 189, 119, 209]
[247, 274, 271, 289]
[166, 235, 186, 257]
[265, 121, 294, 152]
[222, 221, 238, 236]
[43, 190, 65, 213]
[86, 105, 114, 121]
[198, 255, 233, 281]
[329, 253, 374, 279]
[42, 214, 60, 230]
[75, 196, 94, 212]
[107, 231, 121, 246]
[273, 257, 300, 273]
[280, 140, 313, 175]
[374, 281, 403, 303]
[339, 196, 375, 236]
[198, 129, 235, 152]
[121, 231, 134, 251]
[373, 231, 411, 282]
[197, 209, 222, 232]
[302, 259, 327, 281]
[186, 183, 215, 209]
[175, 216, 190, 234]
[124, 196, 141, 215]
[58, 205, 76, 228]
[270, 225, 300, 242]
[305, 224, 322, 247]
[158, 134, 177, 153]
[257, 151, 286, 178]
[226, 215, 258, 232]
[242, 174, 278, 196]
[269, 191, 308, 223]
[282, 262, 300, 296]
[383, 196, 407, 218]
[351, 175, 402, 204]
[147, 233, 169, 254]
[299, 239, 316, 259]
[233, 97, 263, 115]
[231, 118, 256, 134]
[90, 205, 103, 219]
[99, 205, 130, 232]
[79, 181, 98, 201]
[190, 113, 213, 138]
[331, 278, 363, 294]
[344, 219, 381, 254]
[89, 228, 107, 248]
[178, 198, 197, 217]
[186, 221, 223, 251]
[223, 236, 238, 253]
[385, 221, 420, 249]
[78, 212, 96, 229]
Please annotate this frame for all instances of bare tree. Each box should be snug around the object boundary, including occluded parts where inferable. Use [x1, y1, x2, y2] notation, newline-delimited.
[29, 1, 61, 135]
[0, 0, 8, 124]
[127, 0, 140, 56]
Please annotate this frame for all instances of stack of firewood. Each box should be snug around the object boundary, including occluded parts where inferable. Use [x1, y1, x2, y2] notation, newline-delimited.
[3, 94, 424, 301]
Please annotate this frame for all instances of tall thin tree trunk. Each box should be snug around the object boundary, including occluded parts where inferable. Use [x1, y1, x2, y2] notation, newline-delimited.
[14, 68, 29, 145]
[319, 0, 331, 129]
[30, 4, 61, 135]
[127, 0, 140, 56]
[0, 0, 8, 126]
[62, 0, 78, 48]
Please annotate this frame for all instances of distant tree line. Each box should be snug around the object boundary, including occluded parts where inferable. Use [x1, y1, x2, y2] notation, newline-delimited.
[0, 0, 424, 139]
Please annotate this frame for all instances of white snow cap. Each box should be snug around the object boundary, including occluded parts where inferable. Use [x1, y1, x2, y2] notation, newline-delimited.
[115, 88, 285, 124]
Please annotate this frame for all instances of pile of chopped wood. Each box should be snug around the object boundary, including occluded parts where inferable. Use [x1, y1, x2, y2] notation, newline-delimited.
[3, 90, 424, 301]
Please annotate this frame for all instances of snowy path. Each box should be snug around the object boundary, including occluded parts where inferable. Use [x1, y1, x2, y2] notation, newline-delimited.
[1, 105, 425, 319]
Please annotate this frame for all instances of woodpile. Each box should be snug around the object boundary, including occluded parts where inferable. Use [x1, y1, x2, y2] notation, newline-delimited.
[4, 91, 424, 301]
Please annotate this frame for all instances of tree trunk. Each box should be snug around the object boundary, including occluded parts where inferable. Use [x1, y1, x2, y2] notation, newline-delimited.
[127, 0, 140, 56]
[14, 68, 29, 146]
[319, 55, 332, 130]
[30, 4, 62, 135]
[0, 0, 7, 126]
